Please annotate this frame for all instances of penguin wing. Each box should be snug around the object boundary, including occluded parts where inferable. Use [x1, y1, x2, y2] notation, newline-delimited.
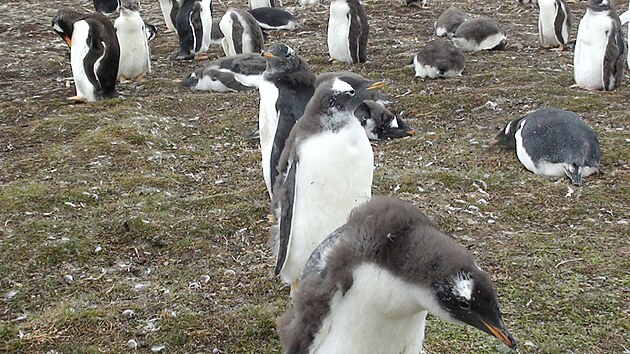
[269, 100, 303, 197]
[348, 3, 368, 63]
[214, 70, 255, 91]
[619, 10, 630, 25]
[302, 224, 348, 277]
[553, 0, 568, 45]
[602, 26, 626, 90]
[273, 149, 298, 275]
[83, 21, 107, 94]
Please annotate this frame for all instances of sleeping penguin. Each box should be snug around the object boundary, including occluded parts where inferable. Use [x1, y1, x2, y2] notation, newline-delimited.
[327, 0, 369, 64]
[353, 100, 415, 140]
[411, 39, 465, 78]
[452, 17, 507, 52]
[538, 0, 572, 50]
[435, 6, 470, 37]
[574, 0, 626, 91]
[115, 0, 151, 82]
[52, 9, 120, 102]
[175, 0, 213, 60]
[220, 8, 265, 56]
[248, 7, 299, 31]
[493, 108, 601, 185]
[181, 53, 267, 92]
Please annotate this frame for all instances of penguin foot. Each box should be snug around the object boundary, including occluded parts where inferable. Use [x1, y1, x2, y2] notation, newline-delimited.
[328, 58, 340, 64]
[266, 213, 275, 223]
[134, 75, 144, 82]
[119, 76, 131, 84]
[551, 45, 566, 52]
[164, 29, 176, 34]
[172, 78, 183, 84]
[194, 53, 209, 61]
[569, 83, 580, 89]
[290, 280, 300, 293]
[67, 95, 87, 103]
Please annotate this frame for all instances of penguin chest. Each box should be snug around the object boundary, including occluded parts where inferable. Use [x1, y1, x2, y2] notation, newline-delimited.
[70, 20, 97, 102]
[115, 15, 151, 79]
[538, 0, 565, 45]
[515, 126, 566, 177]
[327, 1, 353, 63]
[258, 80, 281, 191]
[574, 11, 612, 89]
[200, 0, 213, 51]
[158, 0, 176, 30]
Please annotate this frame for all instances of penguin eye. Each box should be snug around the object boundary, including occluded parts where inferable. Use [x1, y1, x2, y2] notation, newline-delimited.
[347, 89, 355, 96]
[459, 300, 470, 310]
[360, 117, 368, 126]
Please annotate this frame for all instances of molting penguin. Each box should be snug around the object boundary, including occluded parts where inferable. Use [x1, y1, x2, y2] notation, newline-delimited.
[181, 53, 266, 91]
[258, 44, 315, 198]
[52, 9, 120, 102]
[278, 196, 517, 354]
[574, 0, 626, 91]
[248, 7, 299, 30]
[411, 39, 465, 78]
[249, 0, 275, 9]
[93, 0, 121, 14]
[493, 108, 601, 185]
[270, 76, 380, 290]
[158, 0, 180, 32]
[354, 100, 415, 140]
[115, 0, 151, 82]
[327, 0, 369, 64]
[220, 8, 265, 56]
[452, 17, 507, 52]
[538, 0, 572, 50]
[175, 0, 213, 60]
[435, 6, 471, 37]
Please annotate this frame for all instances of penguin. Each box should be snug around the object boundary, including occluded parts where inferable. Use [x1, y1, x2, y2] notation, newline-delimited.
[144, 21, 158, 41]
[248, 7, 299, 30]
[435, 7, 470, 37]
[209, 21, 224, 46]
[115, 0, 151, 82]
[327, 0, 369, 64]
[574, 0, 627, 91]
[411, 39, 465, 78]
[249, 0, 275, 9]
[270, 75, 382, 290]
[158, 0, 180, 32]
[52, 9, 120, 102]
[93, 0, 121, 14]
[538, 0, 572, 50]
[258, 43, 316, 198]
[452, 17, 508, 52]
[278, 196, 517, 354]
[493, 108, 601, 185]
[181, 53, 267, 91]
[174, 0, 213, 60]
[353, 100, 415, 140]
[299, 0, 321, 5]
[621, 5, 630, 68]
[406, 0, 430, 7]
[220, 8, 265, 57]
[518, 0, 538, 3]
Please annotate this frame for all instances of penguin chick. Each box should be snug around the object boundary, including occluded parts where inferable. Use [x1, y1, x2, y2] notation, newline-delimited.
[538, 0, 572, 50]
[115, 0, 151, 82]
[220, 8, 265, 56]
[435, 6, 470, 37]
[354, 100, 415, 140]
[452, 17, 507, 52]
[412, 39, 465, 78]
[182, 53, 267, 91]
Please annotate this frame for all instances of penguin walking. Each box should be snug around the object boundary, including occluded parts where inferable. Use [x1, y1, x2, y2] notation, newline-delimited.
[278, 196, 516, 353]
[452, 17, 507, 52]
[327, 0, 369, 64]
[175, 0, 213, 60]
[574, 0, 626, 91]
[538, 0, 572, 50]
[411, 39, 465, 78]
[270, 75, 381, 290]
[435, 7, 470, 37]
[115, 0, 151, 82]
[158, 0, 180, 32]
[248, 7, 299, 30]
[220, 8, 265, 56]
[493, 108, 601, 185]
[52, 9, 120, 102]
[258, 44, 315, 198]
[181, 53, 267, 91]
[249, 0, 275, 9]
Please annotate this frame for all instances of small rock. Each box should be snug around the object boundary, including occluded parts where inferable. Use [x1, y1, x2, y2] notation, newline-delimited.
[63, 275, 74, 283]
[94, 245, 102, 253]
[122, 309, 135, 318]
[151, 345, 165, 352]
[201, 274, 211, 283]
[4, 289, 18, 300]
[127, 339, 138, 349]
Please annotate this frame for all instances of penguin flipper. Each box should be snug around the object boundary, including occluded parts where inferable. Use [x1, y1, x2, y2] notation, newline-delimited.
[602, 27, 625, 90]
[274, 156, 298, 276]
[619, 10, 630, 25]
[83, 28, 105, 97]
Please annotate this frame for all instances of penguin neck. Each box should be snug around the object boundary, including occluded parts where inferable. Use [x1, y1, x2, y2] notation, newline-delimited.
[321, 109, 355, 132]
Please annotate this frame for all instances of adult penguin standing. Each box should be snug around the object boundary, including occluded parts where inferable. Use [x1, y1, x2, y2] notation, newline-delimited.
[327, 0, 369, 63]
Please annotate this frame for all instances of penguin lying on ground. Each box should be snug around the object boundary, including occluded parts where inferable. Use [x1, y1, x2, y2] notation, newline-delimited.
[248, 7, 298, 30]
[181, 53, 267, 91]
[93, 0, 121, 14]
[115, 0, 151, 82]
[493, 108, 601, 185]
[452, 17, 507, 51]
[220, 8, 265, 56]
[158, 0, 180, 32]
[411, 39, 465, 78]
[52, 9, 120, 102]
[435, 6, 470, 37]
[174, 0, 213, 60]
[278, 196, 517, 353]
[328, 0, 369, 63]
[538, 0, 572, 50]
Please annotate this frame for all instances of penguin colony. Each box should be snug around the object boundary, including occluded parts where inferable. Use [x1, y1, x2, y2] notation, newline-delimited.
[49, 0, 628, 352]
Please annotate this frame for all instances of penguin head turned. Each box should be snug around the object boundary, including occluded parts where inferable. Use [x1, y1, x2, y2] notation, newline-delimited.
[262, 43, 300, 74]
[589, 0, 614, 10]
[51, 9, 81, 47]
[324, 76, 386, 112]
[493, 118, 522, 149]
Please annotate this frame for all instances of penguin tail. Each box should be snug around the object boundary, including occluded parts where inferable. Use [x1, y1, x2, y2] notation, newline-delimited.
[564, 164, 583, 186]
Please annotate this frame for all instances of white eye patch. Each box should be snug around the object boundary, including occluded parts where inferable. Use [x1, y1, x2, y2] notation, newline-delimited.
[452, 275, 473, 300]
[53, 23, 63, 33]
[331, 78, 354, 93]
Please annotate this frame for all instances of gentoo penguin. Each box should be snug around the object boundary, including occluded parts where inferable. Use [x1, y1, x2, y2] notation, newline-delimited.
[406, 0, 430, 7]
[174, 0, 213, 60]
[144, 21, 158, 41]
[115, 0, 151, 82]
[209, 21, 224, 46]
[278, 196, 517, 353]
[327, 0, 369, 64]
[494, 108, 601, 185]
[452, 17, 508, 52]
[538, 0, 572, 50]
[220, 8, 265, 57]
[249, 0, 275, 9]
[158, 0, 180, 32]
[52, 9, 120, 102]
[435, 7, 470, 37]
[181, 53, 267, 91]
[574, 0, 626, 91]
[270, 75, 381, 289]
[354, 100, 415, 140]
[258, 43, 316, 197]
[93, 0, 121, 14]
[621, 5, 630, 68]
[248, 8, 299, 30]
[411, 39, 465, 78]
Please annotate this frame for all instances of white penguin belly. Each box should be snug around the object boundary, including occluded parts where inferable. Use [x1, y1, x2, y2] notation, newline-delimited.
[574, 11, 612, 90]
[538, 0, 561, 46]
[477, 32, 506, 50]
[71, 20, 96, 102]
[249, 0, 270, 9]
[195, 75, 233, 92]
[328, 1, 353, 63]
[158, 0, 176, 31]
[258, 80, 280, 196]
[200, 0, 213, 52]
[220, 14, 236, 56]
[281, 120, 373, 284]
[115, 14, 151, 80]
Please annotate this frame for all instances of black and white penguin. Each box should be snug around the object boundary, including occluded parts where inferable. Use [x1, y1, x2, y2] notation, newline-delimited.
[406, 0, 430, 7]
[220, 8, 265, 57]
[270, 75, 380, 290]
[174, 0, 213, 60]
[353, 100, 415, 140]
[181, 53, 267, 91]
[93, 0, 121, 14]
[411, 39, 465, 78]
[115, 0, 151, 82]
[249, 0, 275, 9]
[158, 0, 180, 32]
[538, 0, 572, 50]
[144, 21, 158, 41]
[574, 0, 626, 91]
[298, 0, 321, 5]
[452, 17, 508, 52]
[248, 7, 298, 30]
[278, 196, 516, 353]
[52, 9, 120, 102]
[435, 6, 470, 37]
[621, 5, 630, 68]
[493, 108, 601, 185]
[327, 0, 369, 64]
[258, 43, 315, 198]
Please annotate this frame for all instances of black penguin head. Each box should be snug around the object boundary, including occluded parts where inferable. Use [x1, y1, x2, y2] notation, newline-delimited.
[262, 43, 299, 73]
[182, 72, 200, 88]
[589, 0, 614, 11]
[493, 118, 522, 149]
[433, 269, 516, 349]
[52, 9, 81, 47]
[326, 76, 386, 112]
[354, 101, 415, 140]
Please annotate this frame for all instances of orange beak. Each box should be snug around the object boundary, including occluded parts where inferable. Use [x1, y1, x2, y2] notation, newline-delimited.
[482, 320, 516, 348]
[64, 35, 72, 47]
[262, 52, 275, 58]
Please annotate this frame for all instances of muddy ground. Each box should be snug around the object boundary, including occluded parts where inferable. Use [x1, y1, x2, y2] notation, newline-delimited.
[0, 0, 629, 353]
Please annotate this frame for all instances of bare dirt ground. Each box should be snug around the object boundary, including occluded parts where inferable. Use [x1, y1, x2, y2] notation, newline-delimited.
[1, 0, 629, 353]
